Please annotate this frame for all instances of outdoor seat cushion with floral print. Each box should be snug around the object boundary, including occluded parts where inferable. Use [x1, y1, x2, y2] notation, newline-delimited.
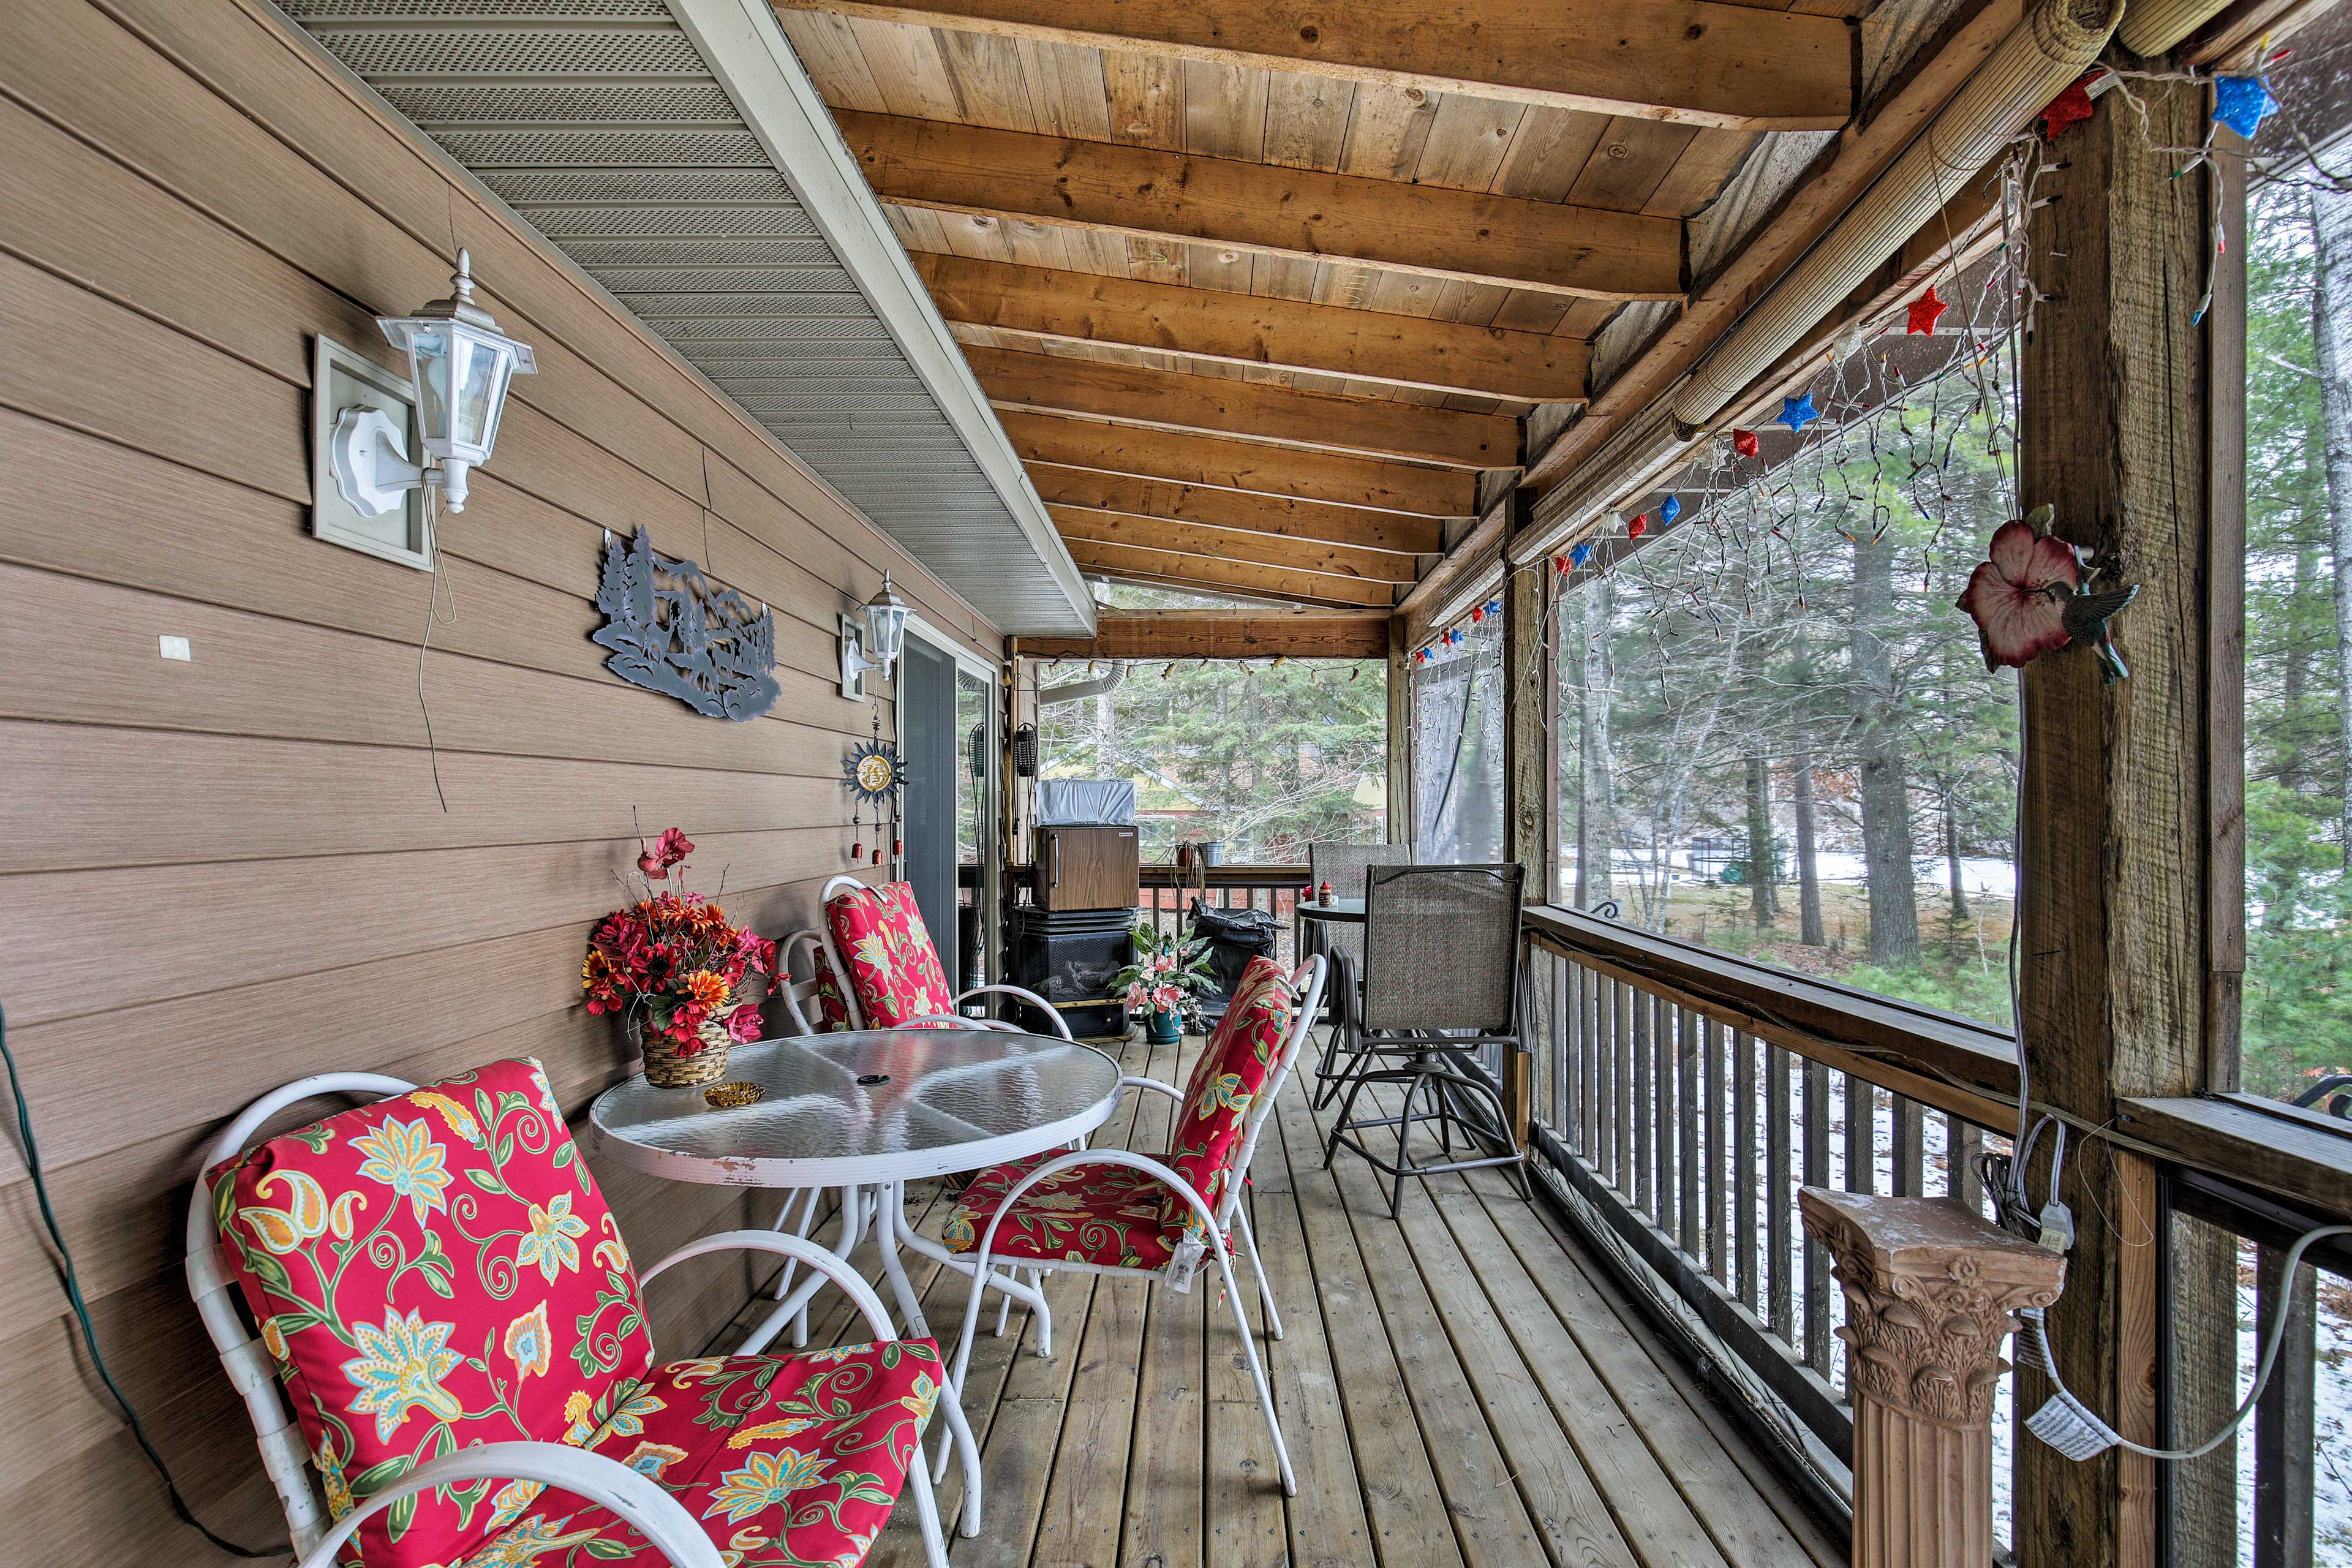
[939, 1152, 1183, 1270]
[457, 1341, 941, 1568]
[821, 881, 957, 1028]
[804, 954, 857, 1032]
[209, 1058, 657, 1568]
[1161, 957, 1298, 1239]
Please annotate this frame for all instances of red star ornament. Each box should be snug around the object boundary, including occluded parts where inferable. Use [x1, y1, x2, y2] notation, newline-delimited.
[1906, 285, 1948, 336]
[1626, 513, 1648, 540]
[1732, 429, 1760, 459]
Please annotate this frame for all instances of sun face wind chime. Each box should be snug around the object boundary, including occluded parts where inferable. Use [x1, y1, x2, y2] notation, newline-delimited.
[843, 706, 907, 874]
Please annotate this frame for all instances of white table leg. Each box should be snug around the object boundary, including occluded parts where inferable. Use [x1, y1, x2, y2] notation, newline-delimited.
[739, 1183, 864, 1355]
[897, 1218, 1053, 1344]
[872, 1181, 985, 1536]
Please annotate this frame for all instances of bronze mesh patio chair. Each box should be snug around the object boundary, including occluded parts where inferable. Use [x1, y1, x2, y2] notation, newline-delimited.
[1321, 862, 1532, 1216]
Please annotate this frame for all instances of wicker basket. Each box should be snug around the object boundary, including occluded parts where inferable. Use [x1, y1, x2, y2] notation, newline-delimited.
[630, 1012, 732, 1088]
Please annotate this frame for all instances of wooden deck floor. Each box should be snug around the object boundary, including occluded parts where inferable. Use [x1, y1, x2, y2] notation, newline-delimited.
[706, 1033, 1842, 1568]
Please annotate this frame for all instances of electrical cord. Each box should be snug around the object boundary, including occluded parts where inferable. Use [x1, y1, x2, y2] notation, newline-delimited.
[2020, 1224, 2352, 1461]
[0, 1001, 287, 1558]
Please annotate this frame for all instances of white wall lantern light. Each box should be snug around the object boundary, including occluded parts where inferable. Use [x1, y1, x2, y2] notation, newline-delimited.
[324, 249, 535, 533]
[839, 572, 913, 699]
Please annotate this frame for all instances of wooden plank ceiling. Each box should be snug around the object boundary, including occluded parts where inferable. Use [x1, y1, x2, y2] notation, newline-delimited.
[771, 0, 1864, 612]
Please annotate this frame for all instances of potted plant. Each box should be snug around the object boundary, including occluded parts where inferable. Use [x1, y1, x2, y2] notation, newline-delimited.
[581, 827, 777, 1087]
[1112, 920, 1215, 1044]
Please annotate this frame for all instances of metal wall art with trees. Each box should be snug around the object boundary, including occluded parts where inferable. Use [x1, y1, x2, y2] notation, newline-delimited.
[592, 527, 781, 720]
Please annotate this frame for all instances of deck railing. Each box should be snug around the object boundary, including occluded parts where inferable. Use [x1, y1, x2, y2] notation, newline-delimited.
[1509, 904, 2352, 1565]
[1137, 863, 1305, 967]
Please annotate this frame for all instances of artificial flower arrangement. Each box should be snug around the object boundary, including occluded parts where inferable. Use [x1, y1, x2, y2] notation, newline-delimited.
[582, 826, 777, 1085]
[1112, 920, 1216, 1043]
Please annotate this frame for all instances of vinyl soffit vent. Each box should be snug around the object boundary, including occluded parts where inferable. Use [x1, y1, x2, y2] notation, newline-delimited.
[277, 0, 1093, 635]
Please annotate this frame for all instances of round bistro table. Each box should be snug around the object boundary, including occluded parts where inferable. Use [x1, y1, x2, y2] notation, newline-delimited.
[589, 1027, 1125, 1534]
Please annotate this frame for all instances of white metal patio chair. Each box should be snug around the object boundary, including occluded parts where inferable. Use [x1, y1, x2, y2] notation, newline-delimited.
[777, 875, 1068, 1039]
[187, 1058, 965, 1568]
[934, 953, 1329, 1509]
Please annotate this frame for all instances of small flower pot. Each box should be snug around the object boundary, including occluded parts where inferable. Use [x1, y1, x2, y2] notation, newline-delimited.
[1144, 1007, 1183, 1045]
[1200, 840, 1225, 867]
[630, 1014, 731, 1088]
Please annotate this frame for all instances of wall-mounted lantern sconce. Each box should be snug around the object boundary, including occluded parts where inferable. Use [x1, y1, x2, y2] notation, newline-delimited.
[839, 572, 913, 698]
[330, 249, 535, 518]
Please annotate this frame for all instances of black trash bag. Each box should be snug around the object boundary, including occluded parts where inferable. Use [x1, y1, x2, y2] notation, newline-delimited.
[1187, 897, 1278, 1018]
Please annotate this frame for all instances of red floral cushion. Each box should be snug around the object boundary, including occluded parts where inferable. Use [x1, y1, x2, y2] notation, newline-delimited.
[940, 1153, 1181, 1270]
[462, 1341, 941, 1567]
[209, 1058, 656, 1568]
[823, 882, 956, 1028]
[805, 948, 856, 1032]
[1163, 957, 1297, 1236]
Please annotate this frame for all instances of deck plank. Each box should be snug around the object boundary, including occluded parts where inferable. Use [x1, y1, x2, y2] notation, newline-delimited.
[1268, 1080, 1488, 1567]
[698, 1031, 1839, 1568]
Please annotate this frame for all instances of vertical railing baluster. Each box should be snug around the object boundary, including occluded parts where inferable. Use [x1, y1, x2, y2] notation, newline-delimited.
[1654, 1002, 1676, 1237]
[1586, 967, 1604, 1168]
[1633, 990, 1654, 1215]
[1678, 1009, 1701, 1259]
[1845, 1072, 1877, 1196]
[1802, 1058, 1831, 1376]
[2255, 1243, 2318, 1568]
[1951, 1115, 1985, 1215]
[1893, 1095, 1925, 1198]
[1767, 1044, 1793, 1342]
[1556, 956, 1575, 1144]
[1735, 1029, 1758, 1311]
[1703, 1015, 1725, 1282]
[1598, 973, 1618, 1185]
[1615, 980, 1634, 1193]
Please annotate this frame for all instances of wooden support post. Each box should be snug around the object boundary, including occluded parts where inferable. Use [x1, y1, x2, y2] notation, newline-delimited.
[1800, 1191, 2066, 1568]
[1386, 617, 1412, 846]
[1501, 485, 1552, 1134]
[1502, 485, 1553, 903]
[2018, 74, 2235, 1568]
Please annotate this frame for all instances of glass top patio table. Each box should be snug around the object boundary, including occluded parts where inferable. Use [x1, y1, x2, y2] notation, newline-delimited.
[1297, 896, 1366, 923]
[588, 1027, 1125, 1189]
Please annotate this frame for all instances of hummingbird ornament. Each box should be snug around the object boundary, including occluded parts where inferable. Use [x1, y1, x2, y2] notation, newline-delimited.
[1956, 505, 2139, 683]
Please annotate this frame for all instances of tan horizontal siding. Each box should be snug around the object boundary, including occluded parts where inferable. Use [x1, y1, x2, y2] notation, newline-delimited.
[0, 0, 1007, 1556]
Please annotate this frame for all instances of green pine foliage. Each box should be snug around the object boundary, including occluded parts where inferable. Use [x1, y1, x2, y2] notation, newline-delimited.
[1035, 585, 1389, 860]
[2244, 181, 2352, 1098]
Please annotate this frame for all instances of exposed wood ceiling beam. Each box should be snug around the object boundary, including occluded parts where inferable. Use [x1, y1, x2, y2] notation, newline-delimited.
[911, 253, 1588, 402]
[1001, 411, 1476, 516]
[1029, 466, 1442, 554]
[1523, 0, 2022, 496]
[1079, 568, 1313, 611]
[963, 346, 1515, 468]
[772, 1, 1853, 130]
[1061, 538, 1396, 607]
[1050, 510, 1417, 583]
[839, 110, 1682, 302]
[1397, 502, 1507, 631]
[1014, 608, 1390, 660]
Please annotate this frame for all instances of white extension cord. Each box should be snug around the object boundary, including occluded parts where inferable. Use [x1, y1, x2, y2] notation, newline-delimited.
[2019, 1223, 2352, 1461]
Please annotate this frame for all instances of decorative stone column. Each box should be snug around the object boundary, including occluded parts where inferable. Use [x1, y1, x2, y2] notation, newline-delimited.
[1798, 1189, 2067, 1568]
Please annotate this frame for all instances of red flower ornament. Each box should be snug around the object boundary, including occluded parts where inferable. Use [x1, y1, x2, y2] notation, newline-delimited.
[636, 826, 694, 880]
[1956, 508, 2081, 671]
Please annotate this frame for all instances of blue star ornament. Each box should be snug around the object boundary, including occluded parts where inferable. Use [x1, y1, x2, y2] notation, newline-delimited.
[2212, 75, 2277, 141]
[1569, 542, 1594, 567]
[1781, 392, 1820, 432]
[1659, 496, 1681, 527]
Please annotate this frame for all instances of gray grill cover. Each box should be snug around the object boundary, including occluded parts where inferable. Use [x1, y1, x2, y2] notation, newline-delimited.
[1037, 779, 1137, 826]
